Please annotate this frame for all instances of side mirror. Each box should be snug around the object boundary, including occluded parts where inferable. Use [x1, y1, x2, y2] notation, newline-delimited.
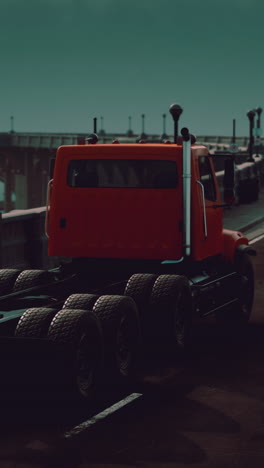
[223, 157, 235, 204]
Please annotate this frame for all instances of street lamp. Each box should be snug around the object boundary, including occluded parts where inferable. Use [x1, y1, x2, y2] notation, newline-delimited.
[169, 104, 183, 143]
[99, 116, 105, 136]
[255, 107, 262, 157]
[247, 109, 256, 162]
[141, 114, 147, 139]
[127, 116, 133, 137]
[161, 114, 168, 140]
[10, 116, 14, 134]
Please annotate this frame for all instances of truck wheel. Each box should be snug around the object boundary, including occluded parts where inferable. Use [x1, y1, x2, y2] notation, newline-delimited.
[235, 253, 254, 323]
[93, 295, 140, 379]
[124, 273, 158, 318]
[63, 294, 99, 310]
[13, 270, 52, 292]
[150, 275, 193, 356]
[48, 309, 103, 400]
[0, 269, 21, 296]
[15, 307, 58, 338]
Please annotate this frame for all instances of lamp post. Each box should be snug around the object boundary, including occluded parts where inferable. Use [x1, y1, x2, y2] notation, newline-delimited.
[99, 116, 105, 135]
[255, 107, 262, 157]
[247, 109, 256, 162]
[169, 104, 183, 143]
[93, 117, 97, 134]
[161, 113, 168, 140]
[232, 119, 236, 144]
[141, 114, 147, 139]
[127, 116, 133, 137]
[10, 116, 14, 133]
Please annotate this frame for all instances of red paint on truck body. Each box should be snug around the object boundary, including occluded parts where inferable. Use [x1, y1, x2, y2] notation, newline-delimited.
[48, 144, 184, 260]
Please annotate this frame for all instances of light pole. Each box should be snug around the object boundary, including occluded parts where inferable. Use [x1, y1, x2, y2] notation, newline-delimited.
[255, 107, 262, 157]
[10, 116, 14, 133]
[99, 116, 105, 135]
[247, 109, 256, 162]
[161, 113, 168, 140]
[127, 116, 133, 137]
[141, 114, 147, 139]
[169, 104, 183, 143]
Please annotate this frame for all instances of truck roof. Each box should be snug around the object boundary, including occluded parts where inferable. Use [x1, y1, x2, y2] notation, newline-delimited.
[56, 143, 207, 160]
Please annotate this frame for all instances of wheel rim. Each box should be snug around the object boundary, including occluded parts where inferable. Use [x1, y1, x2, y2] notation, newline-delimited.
[240, 271, 253, 319]
[116, 316, 132, 375]
[173, 291, 191, 348]
[76, 333, 96, 397]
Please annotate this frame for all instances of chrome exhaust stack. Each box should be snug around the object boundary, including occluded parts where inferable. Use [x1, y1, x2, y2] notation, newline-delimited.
[181, 127, 191, 257]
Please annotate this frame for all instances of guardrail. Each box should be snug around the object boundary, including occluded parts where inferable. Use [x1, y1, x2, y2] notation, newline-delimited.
[214, 154, 264, 202]
[0, 155, 263, 269]
[0, 208, 58, 270]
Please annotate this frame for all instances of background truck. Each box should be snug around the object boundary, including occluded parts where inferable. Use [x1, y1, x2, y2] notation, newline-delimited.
[0, 105, 255, 403]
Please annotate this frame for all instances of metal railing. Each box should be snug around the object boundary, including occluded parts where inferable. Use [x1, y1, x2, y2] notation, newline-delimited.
[0, 208, 58, 269]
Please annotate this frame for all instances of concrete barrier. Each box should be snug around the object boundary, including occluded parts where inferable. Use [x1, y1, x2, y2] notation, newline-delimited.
[215, 155, 264, 203]
[0, 208, 58, 269]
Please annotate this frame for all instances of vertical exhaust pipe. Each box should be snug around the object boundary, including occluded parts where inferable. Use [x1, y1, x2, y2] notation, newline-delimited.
[247, 110, 255, 162]
[181, 127, 191, 257]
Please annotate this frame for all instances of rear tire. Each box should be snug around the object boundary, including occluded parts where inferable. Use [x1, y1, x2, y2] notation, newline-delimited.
[150, 275, 193, 358]
[0, 269, 21, 296]
[13, 270, 52, 292]
[63, 293, 99, 311]
[15, 307, 58, 338]
[48, 309, 103, 400]
[124, 273, 158, 318]
[235, 253, 254, 323]
[93, 295, 140, 379]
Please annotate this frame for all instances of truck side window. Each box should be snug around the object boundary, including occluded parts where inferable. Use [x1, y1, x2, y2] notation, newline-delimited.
[198, 156, 216, 201]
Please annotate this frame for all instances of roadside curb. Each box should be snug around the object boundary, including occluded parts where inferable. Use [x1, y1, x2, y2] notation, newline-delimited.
[238, 216, 264, 233]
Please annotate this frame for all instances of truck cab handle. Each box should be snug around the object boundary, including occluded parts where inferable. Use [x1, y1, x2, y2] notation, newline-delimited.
[196, 180, 208, 238]
[45, 179, 53, 238]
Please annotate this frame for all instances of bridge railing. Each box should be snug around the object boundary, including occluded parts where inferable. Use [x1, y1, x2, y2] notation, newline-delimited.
[0, 208, 58, 270]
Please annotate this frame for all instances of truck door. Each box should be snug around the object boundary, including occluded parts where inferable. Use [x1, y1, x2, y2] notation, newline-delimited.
[193, 155, 223, 260]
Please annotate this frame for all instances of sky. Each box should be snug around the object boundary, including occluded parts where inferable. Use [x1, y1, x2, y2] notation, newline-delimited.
[0, 0, 263, 137]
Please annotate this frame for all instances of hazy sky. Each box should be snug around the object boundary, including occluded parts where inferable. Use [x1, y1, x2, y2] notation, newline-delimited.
[0, 0, 263, 136]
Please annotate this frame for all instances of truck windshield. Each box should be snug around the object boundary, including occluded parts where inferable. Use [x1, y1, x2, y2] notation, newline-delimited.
[67, 159, 178, 189]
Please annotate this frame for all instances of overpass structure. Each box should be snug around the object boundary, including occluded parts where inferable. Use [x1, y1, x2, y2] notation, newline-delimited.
[0, 130, 263, 212]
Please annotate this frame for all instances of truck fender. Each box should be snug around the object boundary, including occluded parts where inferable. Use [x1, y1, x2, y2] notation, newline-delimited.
[222, 228, 251, 264]
[234, 243, 257, 262]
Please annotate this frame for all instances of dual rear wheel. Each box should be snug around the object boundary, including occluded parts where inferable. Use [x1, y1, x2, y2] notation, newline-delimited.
[13, 259, 254, 402]
[15, 294, 140, 400]
[125, 273, 193, 359]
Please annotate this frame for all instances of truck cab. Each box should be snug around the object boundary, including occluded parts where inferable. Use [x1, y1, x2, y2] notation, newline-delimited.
[47, 142, 226, 264]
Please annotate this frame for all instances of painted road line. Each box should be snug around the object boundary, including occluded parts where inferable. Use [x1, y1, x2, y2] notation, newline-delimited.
[249, 233, 264, 245]
[64, 392, 143, 439]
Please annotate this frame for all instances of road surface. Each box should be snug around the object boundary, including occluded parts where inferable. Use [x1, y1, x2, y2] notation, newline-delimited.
[0, 228, 264, 467]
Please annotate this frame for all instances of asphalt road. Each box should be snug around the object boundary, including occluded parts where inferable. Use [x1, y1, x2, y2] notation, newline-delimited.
[0, 232, 264, 468]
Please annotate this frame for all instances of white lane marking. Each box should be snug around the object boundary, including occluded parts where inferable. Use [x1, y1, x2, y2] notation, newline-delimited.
[249, 233, 264, 245]
[64, 392, 142, 439]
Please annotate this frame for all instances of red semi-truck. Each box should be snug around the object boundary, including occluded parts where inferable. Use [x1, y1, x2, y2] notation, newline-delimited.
[0, 109, 255, 401]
